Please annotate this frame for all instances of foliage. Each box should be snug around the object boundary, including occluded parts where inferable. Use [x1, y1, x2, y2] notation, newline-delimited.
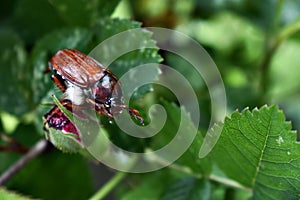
[1, 0, 300, 199]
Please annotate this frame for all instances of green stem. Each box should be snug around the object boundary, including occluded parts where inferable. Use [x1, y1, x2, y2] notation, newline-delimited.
[278, 17, 300, 42]
[89, 172, 127, 200]
[273, 0, 285, 31]
[147, 149, 251, 191]
[259, 6, 300, 103]
[259, 0, 284, 103]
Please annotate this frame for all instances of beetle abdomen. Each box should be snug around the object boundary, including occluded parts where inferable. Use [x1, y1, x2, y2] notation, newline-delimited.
[64, 83, 85, 105]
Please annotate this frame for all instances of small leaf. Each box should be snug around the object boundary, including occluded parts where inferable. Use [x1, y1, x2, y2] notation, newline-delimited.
[210, 105, 300, 199]
[160, 177, 211, 200]
[45, 127, 83, 153]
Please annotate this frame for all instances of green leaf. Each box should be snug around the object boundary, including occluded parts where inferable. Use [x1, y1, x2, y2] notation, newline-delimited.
[180, 12, 264, 60]
[45, 127, 83, 153]
[160, 177, 211, 200]
[91, 18, 162, 71]
[270, 40, 300, 99]
[177, 131, 212, 176]
[0, 188, 32, 200]
[49, 0, 120, 26]
[0, 29, 29, 115]
[6, 151, 94, 200]
[193, 0, 276, 29]
[0, 153, 20, 174]
[164, 52, 205, 91]
[30, 28, 92, 104]
[91, 18, 162, 99]
[12, 123, 41, 147]
[210, 105, 300, 199]
[51, 0, 121, 19]
[12, 0, 64, 45]
[120, 169, 178, 200]
[92, 18, 141, 43]
[96, 0, 120, 16]
[50, 0, 94, 26]
[0, 1, 15, 21]
[150, 101, 196, 149]
[148, 100, 210, 174]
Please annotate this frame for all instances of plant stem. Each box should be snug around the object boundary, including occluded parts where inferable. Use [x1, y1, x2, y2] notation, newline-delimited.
[259, 0, 284, 103]
[209, 175, 251, 191]
[259, 2, 300, 103]
[147, 150, 251, 191]
[0, 139, 48, 185]
[89, 172, 127, 200]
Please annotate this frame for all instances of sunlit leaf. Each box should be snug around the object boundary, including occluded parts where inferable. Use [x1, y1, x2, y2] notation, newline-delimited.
[0, 188, 32, 200]
[270, 40, 300, 99]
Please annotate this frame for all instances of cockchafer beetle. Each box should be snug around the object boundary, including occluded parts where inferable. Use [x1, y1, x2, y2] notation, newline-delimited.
[44, 49, 143, 133]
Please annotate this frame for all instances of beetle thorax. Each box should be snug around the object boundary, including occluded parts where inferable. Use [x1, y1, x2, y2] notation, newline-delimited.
[91, 74, 124, 113]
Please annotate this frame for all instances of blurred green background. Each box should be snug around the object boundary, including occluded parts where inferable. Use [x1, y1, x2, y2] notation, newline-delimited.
[0, 0, 300, 199]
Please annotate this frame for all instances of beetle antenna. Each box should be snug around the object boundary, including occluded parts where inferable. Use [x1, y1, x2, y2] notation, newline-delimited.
[127, 107, 144, 125]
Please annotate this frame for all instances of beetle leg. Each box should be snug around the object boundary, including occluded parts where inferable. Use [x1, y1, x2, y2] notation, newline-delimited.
[85, 98, 143, 124]
[86, 98, 113, 119]
[60, 99, 90, 120]
[129, 109, 144, 124]
[119, 106, 144, 124]
[52, 75, 67, 92]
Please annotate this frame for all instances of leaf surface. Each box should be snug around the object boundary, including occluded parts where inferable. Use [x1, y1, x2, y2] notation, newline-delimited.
[0, 188, 32, 200]
[160, 177, 211, 200]
[0, 29, 29, 115]
[210, 106, 300, 199]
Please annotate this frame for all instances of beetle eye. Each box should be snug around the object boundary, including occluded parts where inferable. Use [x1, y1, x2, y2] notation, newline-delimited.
[105, 99, 111, 106]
